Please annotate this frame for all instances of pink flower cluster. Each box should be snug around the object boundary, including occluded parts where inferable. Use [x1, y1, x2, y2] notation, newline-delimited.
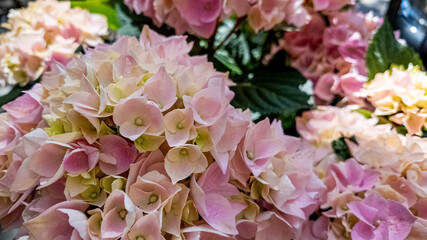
[1, 16, 423, 240]
[297, 106, 426, 239]
[311, 0, 354, 12]
[282, 10, 382, 104]
[124, 0, 317, 38]
[0, 26, 327, 239]
[0, 0, 108, 86]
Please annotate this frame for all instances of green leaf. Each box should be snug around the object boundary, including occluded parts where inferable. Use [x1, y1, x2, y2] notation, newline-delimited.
[115, 2, 133, 26]
[230, 34, 251, 65]
[70, 1, 120, 30]
[231, 67, 313, 115]
[351, 109, 372, 119]
[213, 20, 268, 76]
[74, 45, 85, 54]
[0, 86, 20, 110]
[214, 19, 235, 47]
[117, 24, 141, 37]
[214, 49, 243, 75]
[366, 19, 424, 80]
[214, 19, 251, 65]
[278, 110, 297, 130]
[331, 136, 357, 161]
[114, 2, 145, 38]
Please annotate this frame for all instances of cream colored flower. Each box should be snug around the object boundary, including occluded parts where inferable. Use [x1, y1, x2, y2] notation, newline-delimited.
[363, 65, 427, 136]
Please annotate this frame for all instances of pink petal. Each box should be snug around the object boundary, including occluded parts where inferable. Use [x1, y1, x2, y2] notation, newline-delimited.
[165, 145, 207, 184]
[123, 212, 165, 240]
[351, 221, 376, 240]
[203, 194, 240, 235]
[99, 135, 137, 175]
[347, 200, 378, 227]
[101, 207, 128, 239]
[29, 143, 68, 177]
[113, 98, 164, 140]
[143, 66, 177, 111]
[58, 208, 89, 240]
[2, 91, 41, 120]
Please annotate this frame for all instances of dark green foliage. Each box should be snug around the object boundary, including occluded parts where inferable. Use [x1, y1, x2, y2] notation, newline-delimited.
[331, 136, 357, 161]
[366, 19, 424, 80]
[231, 68, 313, 115]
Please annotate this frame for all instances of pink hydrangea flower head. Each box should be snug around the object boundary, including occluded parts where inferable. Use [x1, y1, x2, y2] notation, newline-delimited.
[0, 0, 107, 86]
[283, 11, 382, 104]
[127, 0, 312, 38]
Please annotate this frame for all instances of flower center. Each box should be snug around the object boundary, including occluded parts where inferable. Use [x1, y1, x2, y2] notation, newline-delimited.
[246, 151, 254, 160]
[134, 117, 144, 126]
[341, 205, 349, 211]
[180, 148, 189, 156]
[176, 122, 184, 130]
[90, 192, 98, 199]
[410, 208, 418, 216]
[118, 209, 128, 220]
[373, 219, 381, 228]
[135, 236, 145, 240]
[149, 194, 159, 204]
